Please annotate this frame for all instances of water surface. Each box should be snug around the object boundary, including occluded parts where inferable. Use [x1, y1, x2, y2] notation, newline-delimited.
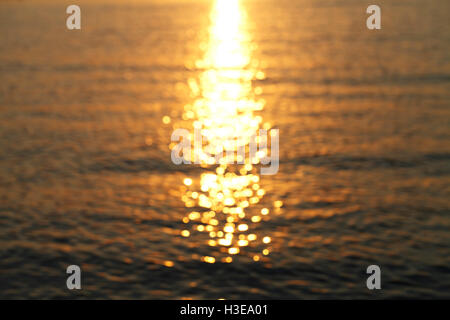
[0, 0, 449, 299]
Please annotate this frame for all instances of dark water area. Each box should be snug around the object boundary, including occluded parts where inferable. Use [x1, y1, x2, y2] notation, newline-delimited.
[0, 0, 449, 299]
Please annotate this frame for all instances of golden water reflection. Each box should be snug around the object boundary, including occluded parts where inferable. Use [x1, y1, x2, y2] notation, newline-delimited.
[175, 0, 281, 263]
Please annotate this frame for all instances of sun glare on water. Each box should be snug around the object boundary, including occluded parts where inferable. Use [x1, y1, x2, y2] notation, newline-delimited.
[175, 0, 281, 263]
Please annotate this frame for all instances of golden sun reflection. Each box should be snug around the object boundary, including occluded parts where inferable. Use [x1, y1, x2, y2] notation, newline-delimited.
[175, 0, 280, 263]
